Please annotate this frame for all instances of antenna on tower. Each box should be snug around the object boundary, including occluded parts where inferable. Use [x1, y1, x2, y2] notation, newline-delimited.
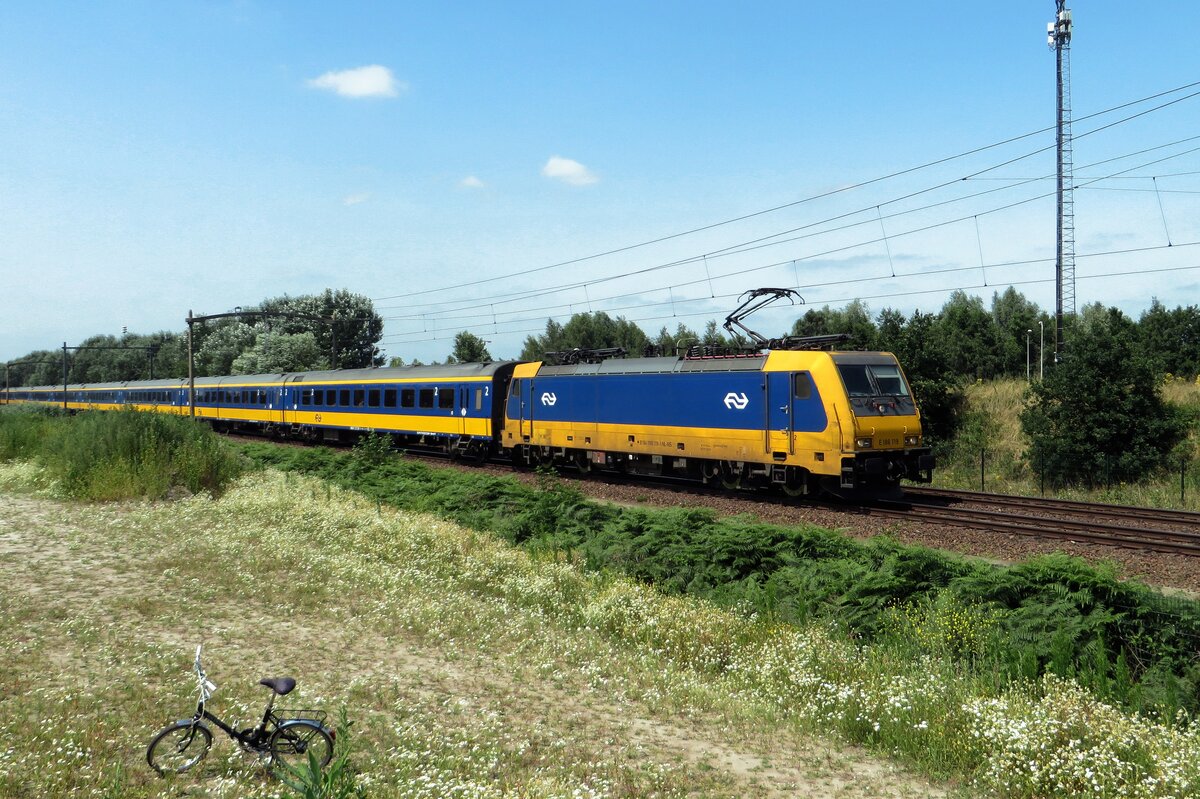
[1048, 1, 1075, 361]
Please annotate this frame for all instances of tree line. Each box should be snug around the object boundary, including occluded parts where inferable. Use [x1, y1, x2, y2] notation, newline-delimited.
[6, 290, 384, 388]
[8, 284, 1197, 488]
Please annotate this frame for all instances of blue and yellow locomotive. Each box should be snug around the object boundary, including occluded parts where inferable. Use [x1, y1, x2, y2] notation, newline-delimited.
[504, 349, 931, 495]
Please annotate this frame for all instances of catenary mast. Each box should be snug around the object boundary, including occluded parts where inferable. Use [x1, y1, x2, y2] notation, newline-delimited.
[1048, 1, 1075, 360]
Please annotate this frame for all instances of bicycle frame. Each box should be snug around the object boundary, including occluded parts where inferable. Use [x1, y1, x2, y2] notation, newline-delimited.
[185, 701, 275, 748]
[185, 645, 283, 749]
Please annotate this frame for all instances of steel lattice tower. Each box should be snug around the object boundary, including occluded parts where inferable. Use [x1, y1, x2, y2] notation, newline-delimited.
[1049, 1, 1075, 359]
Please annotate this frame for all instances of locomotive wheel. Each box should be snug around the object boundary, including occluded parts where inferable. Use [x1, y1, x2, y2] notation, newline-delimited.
[781, 480, 807, 498]
[719, 462, 742, 490]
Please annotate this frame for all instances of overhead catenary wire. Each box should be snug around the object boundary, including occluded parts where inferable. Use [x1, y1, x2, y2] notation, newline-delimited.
[382, 259, 1200, 349]
[382, 139, 1200, 336]
[381, 239, 1200, 343]
[376, 129, 1200, 323]
[372, 79, 1200, 307]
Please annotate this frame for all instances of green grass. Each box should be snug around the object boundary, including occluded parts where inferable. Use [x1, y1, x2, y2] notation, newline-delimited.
[240, 441, 1200, 722]
[3, 465, 1199, 797]
[936, 377, 1200, 507]
[0, 406, 244, 500]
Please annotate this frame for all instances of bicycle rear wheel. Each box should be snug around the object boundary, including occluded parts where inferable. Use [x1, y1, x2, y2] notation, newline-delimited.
[268, 720, 334, 773]
[146, 721, 213, 775]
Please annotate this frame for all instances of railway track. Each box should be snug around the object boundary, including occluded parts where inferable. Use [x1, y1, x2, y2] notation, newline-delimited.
[228, 432, 1200, 558]
[876, 487, 1200, 557]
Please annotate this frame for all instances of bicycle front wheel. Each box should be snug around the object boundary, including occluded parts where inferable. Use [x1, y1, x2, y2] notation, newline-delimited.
[147, 721, 213, 775]
[268, 720, 334, 773]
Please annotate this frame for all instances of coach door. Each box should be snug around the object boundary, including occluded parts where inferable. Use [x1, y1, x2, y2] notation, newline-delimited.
[455, 385, 468, 435]
[280, 376, 302, 426]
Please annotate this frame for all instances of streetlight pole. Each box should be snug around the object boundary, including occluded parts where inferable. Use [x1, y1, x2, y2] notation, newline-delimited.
[1026, 329, 1032, 382]
[187, 310, 196, 419]
[1038, 321, 1045, 381]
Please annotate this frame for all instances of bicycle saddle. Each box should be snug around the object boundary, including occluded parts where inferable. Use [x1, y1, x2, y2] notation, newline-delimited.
[259, 677, 296, 695]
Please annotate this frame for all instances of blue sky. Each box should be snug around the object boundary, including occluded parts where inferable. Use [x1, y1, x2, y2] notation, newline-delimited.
[2, 1, 1199, 364]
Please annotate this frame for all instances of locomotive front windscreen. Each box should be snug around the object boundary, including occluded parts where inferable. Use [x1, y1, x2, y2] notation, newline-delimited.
[833, 356, 916, 416]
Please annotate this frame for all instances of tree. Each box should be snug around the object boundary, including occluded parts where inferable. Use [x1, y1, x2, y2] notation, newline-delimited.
[259, 289, 384, 369]
[790, 300, 877, 349]
[449, 331, 493, 363]
[891, 309, 964, 446]
[520, 312, 649, 360]
[935, 291, 1004, 379]
[990, 287, 1045, 377]
[230, 332, 324, 374]
[1137, 299, 1200, 377]
[194, 320, 258, 376]
[1021, 307, 1188, 487]
[653, 323, 700, 355]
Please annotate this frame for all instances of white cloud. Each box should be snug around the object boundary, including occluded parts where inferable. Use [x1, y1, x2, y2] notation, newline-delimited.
[541, 156, 598, 186]
[459, 175, 485, 189]
[343, 193, 370, 206]
[307, 65, 404, 98]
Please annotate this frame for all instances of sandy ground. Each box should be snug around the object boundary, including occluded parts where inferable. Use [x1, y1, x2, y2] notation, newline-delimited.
[0, 487, 949, 798]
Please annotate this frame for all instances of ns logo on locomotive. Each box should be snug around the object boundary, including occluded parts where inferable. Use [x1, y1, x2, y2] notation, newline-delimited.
[3, 290, 934, 499]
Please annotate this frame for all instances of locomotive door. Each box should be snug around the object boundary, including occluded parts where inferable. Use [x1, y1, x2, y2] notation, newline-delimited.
[518, 379, 533, 441]
[766, 373, 793, 455]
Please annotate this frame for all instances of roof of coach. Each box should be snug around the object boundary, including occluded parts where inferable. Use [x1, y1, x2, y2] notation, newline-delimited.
[216, 361, 520, 385]
[26, 361, 521, 393]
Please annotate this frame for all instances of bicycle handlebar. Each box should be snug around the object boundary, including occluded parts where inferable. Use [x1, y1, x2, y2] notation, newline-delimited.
[193, 644, 217, 702]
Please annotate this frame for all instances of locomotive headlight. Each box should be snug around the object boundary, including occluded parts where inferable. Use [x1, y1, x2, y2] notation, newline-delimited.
[904, 435, 919, 447]
[855, 437, 872, 449]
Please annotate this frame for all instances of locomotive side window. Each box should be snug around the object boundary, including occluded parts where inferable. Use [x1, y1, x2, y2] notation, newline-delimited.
[438, 387, 455, 409]
[401, 389, 415, 408]
[384, 389, 396, 408]
[418, 388, 434, 408]
[794, 373, 813, 400]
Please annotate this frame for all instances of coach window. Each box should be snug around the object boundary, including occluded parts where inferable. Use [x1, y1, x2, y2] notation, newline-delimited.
[401, 389, 415, 408]
[339, 389, 351, 407]
[384, 389, 397, 408]
[438, 387, 455, 409]
[794, 373, 813, 400]
[354, 389, 365, 407]
[368, 389, 380, 407]
[301, 390, 312, 406]
[326, 389, 336, 406]
[418, 388, 435, 408]
[474, 388, 483, 410]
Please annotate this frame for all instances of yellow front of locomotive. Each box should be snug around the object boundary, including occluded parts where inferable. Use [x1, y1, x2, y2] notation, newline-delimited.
[821, 352, 934, 494]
